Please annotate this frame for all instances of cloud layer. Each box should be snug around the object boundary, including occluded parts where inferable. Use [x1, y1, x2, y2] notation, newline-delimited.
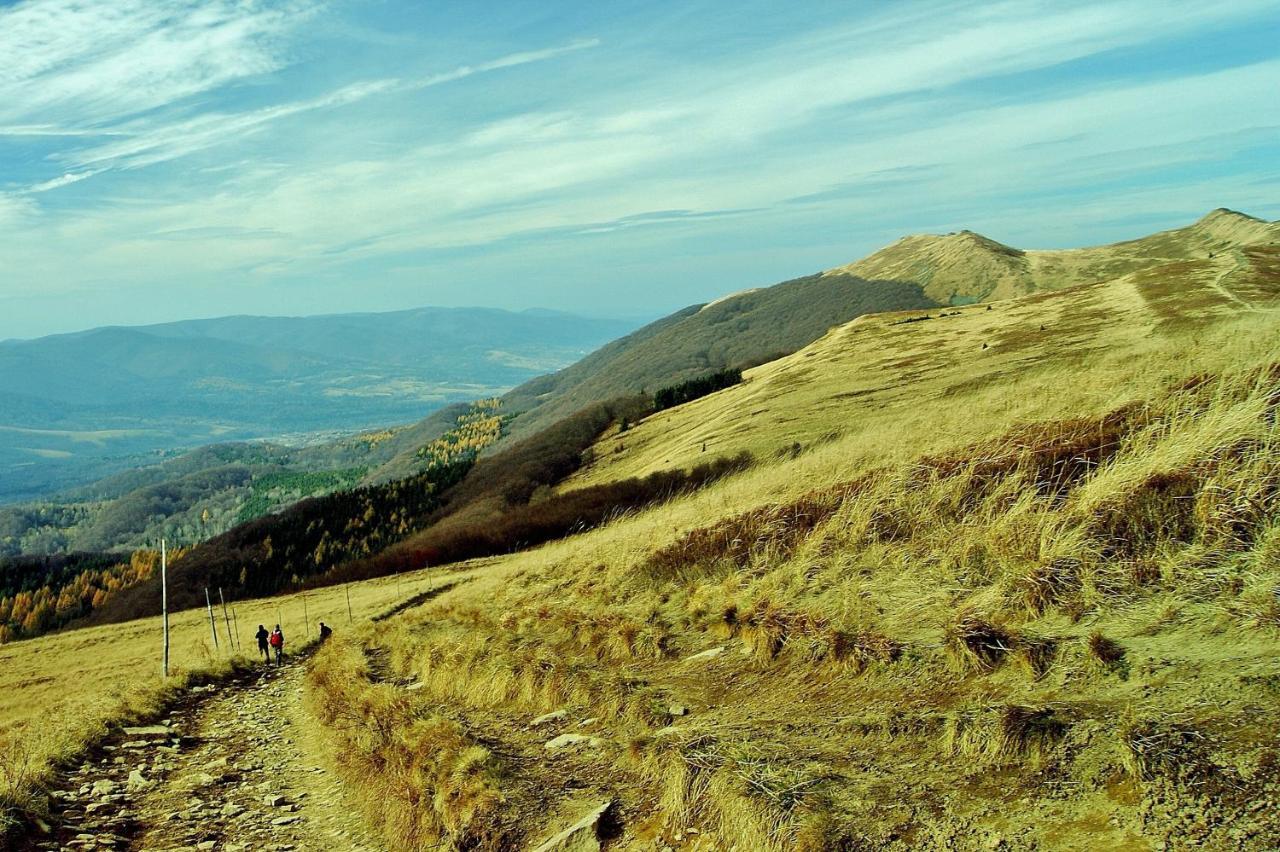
[1, 0, 1277, 338]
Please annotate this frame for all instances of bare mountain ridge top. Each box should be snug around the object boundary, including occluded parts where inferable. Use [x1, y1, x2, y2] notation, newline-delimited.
[833, 207, 1279, 305]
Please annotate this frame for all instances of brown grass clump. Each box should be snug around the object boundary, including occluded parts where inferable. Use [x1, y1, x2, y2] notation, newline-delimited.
[829, 629, 904, 672]
[945, 611, 1018, 672]
[917, 404, 1144, 500]
[645, 481, 864, 580]
[1119, 717, 1213, 782]
[943, 705, 1068, 765]
[1018, 557, 1083, 614]
[1086, 631, 1126, 666]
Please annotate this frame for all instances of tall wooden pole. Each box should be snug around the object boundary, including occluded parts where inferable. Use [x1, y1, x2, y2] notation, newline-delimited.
[345, 583, 354, 624]
[161, 540, 169, 678]
[231, 606, 241, 651]
[302, 594, 310, 638]
[219, 588, 234, 652]
[205, 588, 219, 650]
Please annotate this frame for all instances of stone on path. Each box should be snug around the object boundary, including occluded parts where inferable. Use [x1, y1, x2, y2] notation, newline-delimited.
[530, 800, 615, 852]
[532, 709, 568, 726]
[682, 646, 725, 663]
[545, 733, 603, 752]
[90, 779, 118, 798]
[122, 725, 172, 738]
[127, 769, 154, 792]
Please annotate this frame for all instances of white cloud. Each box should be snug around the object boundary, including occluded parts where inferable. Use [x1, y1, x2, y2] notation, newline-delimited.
[0, 0, 1276, 327]
[0, 0, 318, 126]
[28, 171, 100, 192]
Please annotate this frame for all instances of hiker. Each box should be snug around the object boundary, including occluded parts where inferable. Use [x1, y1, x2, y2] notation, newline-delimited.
[255, 625, 270, 663]
[319, 622, 333, 642]
[269, 624, 285, 666]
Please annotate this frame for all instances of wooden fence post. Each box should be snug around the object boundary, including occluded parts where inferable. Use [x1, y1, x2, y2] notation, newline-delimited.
[161, 539, 169, 678]
[219, 588, 235, 652]
[205, 588, 219, 650]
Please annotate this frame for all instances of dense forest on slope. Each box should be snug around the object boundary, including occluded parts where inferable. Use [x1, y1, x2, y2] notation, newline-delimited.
[0, 550, 174, 643]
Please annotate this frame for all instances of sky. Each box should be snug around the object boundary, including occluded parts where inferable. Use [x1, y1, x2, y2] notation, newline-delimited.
[0, 0, 1277, 340]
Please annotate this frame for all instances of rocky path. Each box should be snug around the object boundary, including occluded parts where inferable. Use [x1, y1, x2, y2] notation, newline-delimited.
[25, 660, 382, 852]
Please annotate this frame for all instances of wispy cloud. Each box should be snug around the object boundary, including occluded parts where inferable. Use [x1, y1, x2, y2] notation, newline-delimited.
[0, 0, 318, 125]
[52, 38, 601, 175]
[0, 0, 1275, 337]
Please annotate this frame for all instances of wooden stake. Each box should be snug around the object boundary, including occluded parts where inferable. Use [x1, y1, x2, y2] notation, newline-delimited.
[231, 606, 241, 651]
[161, 539, 169, 678]
[205, 587, 219, 650]
[303, 594, 310, 638]
[219, 588, 234, 653]
[345, 583, 354, 624]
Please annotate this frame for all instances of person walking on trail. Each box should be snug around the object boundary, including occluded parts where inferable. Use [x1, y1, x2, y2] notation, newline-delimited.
[255, 625, 270, 663]
[269, 624, 285, 666]
[319, 622, 333, 642]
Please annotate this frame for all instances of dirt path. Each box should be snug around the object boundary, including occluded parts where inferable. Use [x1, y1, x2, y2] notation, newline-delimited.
[25, 659, 382, 852]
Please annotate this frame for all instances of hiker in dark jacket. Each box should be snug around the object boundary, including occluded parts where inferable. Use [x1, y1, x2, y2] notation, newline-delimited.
[269, 625, 285, 666]
[319, 622, 333, 642]
[255, 625, 270, 663]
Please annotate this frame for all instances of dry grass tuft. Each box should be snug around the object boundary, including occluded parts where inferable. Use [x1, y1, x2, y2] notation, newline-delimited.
[1085, 631, 1126, 667]
[1018, 557, 1083, 614]
[943, 704, 1069, 765]
[945, 611, 1018, 672]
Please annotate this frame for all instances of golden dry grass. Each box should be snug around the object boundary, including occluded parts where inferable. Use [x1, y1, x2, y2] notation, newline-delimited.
[305, 276, 1280, 849]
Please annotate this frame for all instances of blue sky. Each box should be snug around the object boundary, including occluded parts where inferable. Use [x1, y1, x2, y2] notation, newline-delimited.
[0, 0, 1277, 339]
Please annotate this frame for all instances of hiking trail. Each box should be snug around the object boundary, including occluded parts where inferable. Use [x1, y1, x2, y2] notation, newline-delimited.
[24, 658, 381, 852]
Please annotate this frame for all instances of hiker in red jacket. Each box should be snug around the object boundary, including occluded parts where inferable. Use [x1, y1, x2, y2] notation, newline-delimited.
[269, 625, 285, 666]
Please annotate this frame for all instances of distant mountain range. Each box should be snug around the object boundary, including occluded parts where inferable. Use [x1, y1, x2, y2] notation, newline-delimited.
[4, 208, 1275, 557]
[0, 307, 639, 501]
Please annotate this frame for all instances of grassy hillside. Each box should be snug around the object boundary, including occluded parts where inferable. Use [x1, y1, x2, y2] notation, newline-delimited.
[492, 274, 936, 444]
[564, 240, 1280, 491]
[463, 210, 1277, 467]
[302, 248, 1280, 849]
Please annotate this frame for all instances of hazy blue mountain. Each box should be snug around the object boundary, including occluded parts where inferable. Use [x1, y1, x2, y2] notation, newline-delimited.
[0, 307, 637, 501]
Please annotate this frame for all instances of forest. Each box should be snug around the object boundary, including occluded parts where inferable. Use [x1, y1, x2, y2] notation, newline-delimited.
[653, 367, 744, 411]
[0, 549, 180, 643]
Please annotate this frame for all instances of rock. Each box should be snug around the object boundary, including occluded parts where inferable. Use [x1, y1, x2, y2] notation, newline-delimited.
[90, 779, 118, 798]
[532, 709, 569, 726]
[683, 646, 725, 663]
[222, 803, 245, 818]
[122, 725, 172, 738]
[578, 718, 599, 728]
[271, 815, 300, 826]
[127, 769, 154, 792]
[33, 816, 52, 834]
[545, 734, 603, 752]
[197, 842, 217, 850]
[182, 772, 218, 789]
[531, 800, 615, 852]
[669, 704, 689, 717]
[265, 794, 289, 807]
